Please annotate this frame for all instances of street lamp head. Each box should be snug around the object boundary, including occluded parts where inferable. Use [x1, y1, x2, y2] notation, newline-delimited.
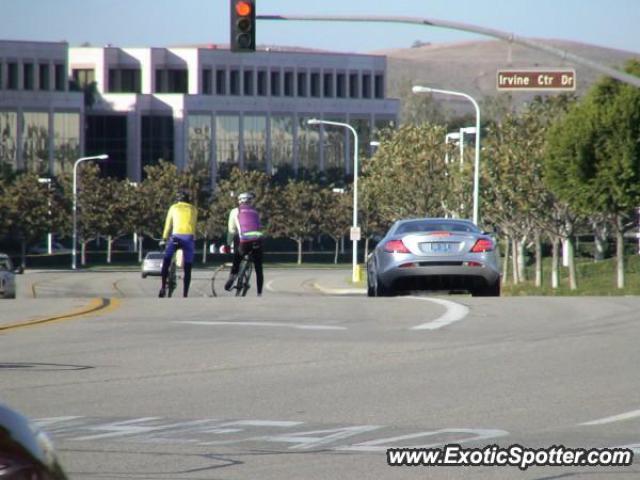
[96, 154, 109, 160]
[307, 118, 320, 125]
[412, 85, 432, 94]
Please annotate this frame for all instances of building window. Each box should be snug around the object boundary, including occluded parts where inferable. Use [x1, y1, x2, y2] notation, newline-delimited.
[230, 69, 240, 95]
[21, 112, 50, 175]
[187, 115, 212, 176]
[39, 64, 50, 91]
[336, 73, 346, 98]
[270, 115, 294, 174]
[284, 71, 293, 97]
[257, 70, 267, 96]
[8, 63, 18, 90]
[243, 115, 266, 171]
[349, 73, 359, 98]
[202, 69, 212, 95]
[141, 115, 173, 177]
[297, 72, 307, 97]
[243, 69, 254, 96]
[216, 68, 226, 95]
[362, 74, 372, 99]
[167, 69, 188, 93]
[23, 63, 34, 90]
[310, 72, 320, 98]
[298, 115, 321, 176]
[156, 69, 187, 93]
[323, 72, 333, 98]
[53, 112, 80, 176]
[215, 114, 240, 177]
[0, 64, 3, 89]
[322, 115, 346, 177]
[120, 69, 141, 93]
[72, 69, 95, 90]
[86, 115, 128, 179]
[108, 68, 141, 93]
[375, 74, 384, 99]
[0, 111, 18, 170]
[55, 64, 66, 91]
[270, 71, 280, 96]
[350, 117, 371, 161]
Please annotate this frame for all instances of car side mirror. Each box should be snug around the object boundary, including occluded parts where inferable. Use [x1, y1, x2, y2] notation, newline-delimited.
[14, 266, 24, 274]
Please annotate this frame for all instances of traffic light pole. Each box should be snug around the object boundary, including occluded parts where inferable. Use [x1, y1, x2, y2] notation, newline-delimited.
[256, 14, 640, 88]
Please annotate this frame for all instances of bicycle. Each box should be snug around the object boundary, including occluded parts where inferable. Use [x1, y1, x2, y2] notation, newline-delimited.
[209, 243, 259, 297]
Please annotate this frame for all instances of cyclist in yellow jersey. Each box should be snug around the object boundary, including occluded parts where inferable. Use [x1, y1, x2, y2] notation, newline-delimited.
[159, 190, 198, 298]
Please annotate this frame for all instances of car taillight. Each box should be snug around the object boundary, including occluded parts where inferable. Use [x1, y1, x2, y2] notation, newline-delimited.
[383, 239, 410, 253]
[470, 238, 494, 253]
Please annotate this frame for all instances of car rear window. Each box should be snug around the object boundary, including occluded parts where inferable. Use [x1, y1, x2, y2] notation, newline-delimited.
[146, 253, 164, 260]
[395, 221, 479, 235]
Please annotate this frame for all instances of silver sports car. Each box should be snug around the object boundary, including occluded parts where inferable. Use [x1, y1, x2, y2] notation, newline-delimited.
[367, 218, 501, 297]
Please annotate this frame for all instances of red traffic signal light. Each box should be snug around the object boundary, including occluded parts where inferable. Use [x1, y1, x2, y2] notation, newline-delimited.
[235, 1, 252, 16]
[231, 0, 255, 52]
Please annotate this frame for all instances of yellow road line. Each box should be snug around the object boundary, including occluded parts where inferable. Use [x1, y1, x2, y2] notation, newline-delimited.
[0, 297, 121, 332]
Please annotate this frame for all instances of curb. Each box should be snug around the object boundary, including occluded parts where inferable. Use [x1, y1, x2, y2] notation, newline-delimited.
[312, 282, 366, 295]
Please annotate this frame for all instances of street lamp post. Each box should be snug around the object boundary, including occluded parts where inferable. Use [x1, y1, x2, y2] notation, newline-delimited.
[413, 86, 481, 225]
[72, 154, 108, 270]
[37, 177, 53, 254]
[308, 119, 360, 282]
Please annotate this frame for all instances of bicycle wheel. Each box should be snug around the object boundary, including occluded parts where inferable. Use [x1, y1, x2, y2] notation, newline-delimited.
[167, 260, 177, 297]
[235, 260, 250, 297]
[210, 264, 225, 297]
[241, 262, 253, 297]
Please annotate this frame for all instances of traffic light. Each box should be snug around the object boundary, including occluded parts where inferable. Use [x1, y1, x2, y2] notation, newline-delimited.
[230, 0, 255, 52]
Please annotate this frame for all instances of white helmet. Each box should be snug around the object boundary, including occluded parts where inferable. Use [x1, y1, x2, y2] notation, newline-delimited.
[238, 192, 254, 204]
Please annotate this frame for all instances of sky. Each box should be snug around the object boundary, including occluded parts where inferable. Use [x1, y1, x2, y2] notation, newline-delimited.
[1, 0, 639, 54]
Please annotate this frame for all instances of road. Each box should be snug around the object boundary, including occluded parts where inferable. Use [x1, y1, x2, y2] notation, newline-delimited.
[1, 268, 639, 479]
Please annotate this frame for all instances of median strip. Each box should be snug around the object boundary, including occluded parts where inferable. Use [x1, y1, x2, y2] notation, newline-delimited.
[0, 297, 121, 332]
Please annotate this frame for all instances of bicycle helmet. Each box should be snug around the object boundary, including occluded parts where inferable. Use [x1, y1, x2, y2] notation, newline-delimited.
[176, 190, 191, 203]
[0, 403, 68, 479]
[238, 192, 254, 205]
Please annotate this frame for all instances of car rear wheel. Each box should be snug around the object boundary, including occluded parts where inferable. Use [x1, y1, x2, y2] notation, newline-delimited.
[473, 279, 500, 297]
[366, 272, 375, 297]
[141, 273, 147, 279]
[375, 275, 392, 297]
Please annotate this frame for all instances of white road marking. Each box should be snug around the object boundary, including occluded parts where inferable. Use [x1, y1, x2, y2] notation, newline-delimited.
[580, 409, 640, 426]
[410, 297, 470, 331]
[265, 279, 277, 292]
[177, 321, 346, 331]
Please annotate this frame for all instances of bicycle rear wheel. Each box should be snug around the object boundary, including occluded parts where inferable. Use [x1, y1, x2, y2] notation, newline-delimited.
[167, 261, 177, 297]
[241, 263, 253, 297]
[235, 260, 251, 297]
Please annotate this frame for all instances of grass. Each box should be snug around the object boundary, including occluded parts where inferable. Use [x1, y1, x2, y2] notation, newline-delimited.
[502, 254, 640, 296]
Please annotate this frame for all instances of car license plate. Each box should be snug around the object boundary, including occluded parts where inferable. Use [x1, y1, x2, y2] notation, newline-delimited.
[423, 242, 458, 253]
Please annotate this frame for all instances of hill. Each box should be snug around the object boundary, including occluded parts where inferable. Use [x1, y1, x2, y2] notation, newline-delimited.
[374, 39, 639, 116]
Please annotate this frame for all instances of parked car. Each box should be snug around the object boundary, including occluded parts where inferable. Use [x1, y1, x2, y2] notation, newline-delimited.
[28, 241, 71, 255]
[367, 218, 501, 297]
[141, 251, 164, 278]
[0, 253, 20, 299]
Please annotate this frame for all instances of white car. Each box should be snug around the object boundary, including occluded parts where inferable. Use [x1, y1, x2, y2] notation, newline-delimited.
[141, 251, 164, 278]
[0, 253, 18, 299]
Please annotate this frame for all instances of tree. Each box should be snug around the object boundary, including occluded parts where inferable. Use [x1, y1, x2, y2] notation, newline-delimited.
[205, 167, 274, 247]
[136, 161, 200, 242]
[1, 173, 53, 267]
[362, 123, 450, 225]
[318, 189, 351, 264]
[545, 61, 640, 288]
[270, 180, 323, 264]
